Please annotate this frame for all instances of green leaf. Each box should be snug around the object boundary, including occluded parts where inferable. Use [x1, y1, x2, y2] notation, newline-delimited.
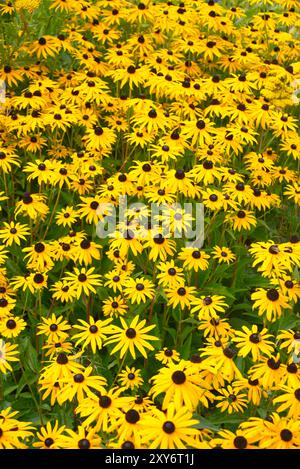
[16, 369, 37, 397]
[4, 384, 18, 397]
[165, 327, 177, 343]
[192, 416, 220, 432]
[181, 334, 192, 359]
[20, 337, 40, 373]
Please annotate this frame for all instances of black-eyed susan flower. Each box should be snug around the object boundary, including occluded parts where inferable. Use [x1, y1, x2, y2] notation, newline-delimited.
[181, 117, 215, 146]
[109, 229, 144, 258]
[50, 281, 77, 303]
[155, 348, 180, 365]
[105, 315, 158, 359]
[102, 295, 128, 318]
[27, 272, 48, 293]
[273, 384, 300, 418]
[108, 64, 147, 90]
[0, 222, 30, 246]
[104, 269, 128, 293]
[73, 317, 113, 353]
[0, 2, 15, 15]
[215, 385, 248, 414]
[63, 267, 102, 299]
[0, 65, 23, 87]
[23, 242, 54, 272]
[118, 366, 143, 390]
[73, 238, 101, 266]
[225, 209, 257, 232]
[249, 240, 293, 278]
[232, 325, 274, 361]
[233, 377, 267, 406]
[0, 409, 34, 449]
[37, 314, 71, 343]
[275, 276, 300, 303]
[143, 232, 176, 262]
[280, 362, 300, 388]
[77, 196, 103, 225]
[249, 355, 285, 390]
[0, 339, 19, 373]
[0, 149, 20, 173]
[23, 160, 54, 185]
[31, 36, 60, 59]
[212, 246, 236, 264]
[42, 338, 73, 359]
[109, 407, 144, 448]
[0, 295, 15, 319]
[190, 160, 223, 186]
[76, 387, 131, 433]
[15, 193, 49, 220]
[212, 429, 257, 449]
[123, 277, 155, 304]
[200, 340, 243, 381]
[178, 247, 210, 272]
[60, 426, 101, 449]
[251, 287, 291, 322]
[139, 403, 199, 449]
[198, 316, 233, 339]
[39, 378, 62, 407]
[55, 206, 78, 227]
[277, 329, 300, 354]
[246, 414, 300, 449]
[284, 183, 300, 206]
[191, 295, 228, 319]
[156, 260, 184, 288]
[33, 421, 66, 449]
[126, 394, 154, 414]
[165, 284, 197, 309]
[58, 366, 107, 403]
[150, 360, 209, 411]
[0, 316, 26, 338]
[40, 351, 83, 383]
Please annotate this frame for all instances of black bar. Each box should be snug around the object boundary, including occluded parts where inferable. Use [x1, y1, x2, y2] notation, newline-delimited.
[0, 449, 298, 466]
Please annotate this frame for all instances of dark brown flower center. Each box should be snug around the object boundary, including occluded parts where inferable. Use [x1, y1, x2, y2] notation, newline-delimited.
[233, 436, 247, 449]
[44, 437, 54, 447]
[6, 319, 16, 329]
[56, 353, 68, 365]
[125, 409, 140, 424]
[126, 328, 136, 339]
[171, 370, 186, 384]
[266, 289, 279, 301]
[280, 429, 293, 442]
[78, 438, 90, 449]
[163, 421, 175, 433]
[249, 333, 261, 344]
[99, 395, 111, 408]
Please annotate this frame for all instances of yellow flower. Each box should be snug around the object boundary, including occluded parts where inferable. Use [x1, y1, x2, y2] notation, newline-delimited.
[73, 317, 113, 353]
[105, 315, 158, 359]
[232, 325, 274, 361]
[118, 366, 144, 390]
[139, 403, 200, 449]
[215, 385, 248, 414]
[0, 339, 19, 373]
[150, 360, 212, 411]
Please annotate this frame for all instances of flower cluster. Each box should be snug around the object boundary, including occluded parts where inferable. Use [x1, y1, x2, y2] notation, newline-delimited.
[0, 0, 299, 450]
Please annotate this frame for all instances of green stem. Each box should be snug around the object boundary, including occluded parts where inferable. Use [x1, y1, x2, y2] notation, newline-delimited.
[18, 357, 44, 425]
[0, 373, 3, 402]
[42, 187, 61, 240]
[2, 170, 9, 214]
[111, 351, 127, 388]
